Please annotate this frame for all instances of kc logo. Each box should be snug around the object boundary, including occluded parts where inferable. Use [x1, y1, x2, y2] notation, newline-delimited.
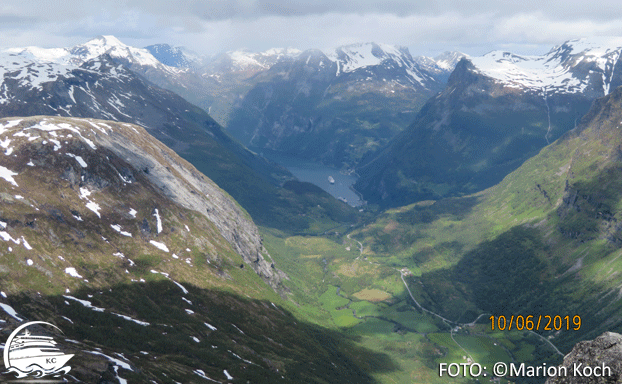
[3, 321, 73, 379]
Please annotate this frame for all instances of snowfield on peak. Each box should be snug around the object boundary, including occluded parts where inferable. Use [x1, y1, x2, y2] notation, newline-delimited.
[470, 37, 622, 95]
[326, 42, 411, 73]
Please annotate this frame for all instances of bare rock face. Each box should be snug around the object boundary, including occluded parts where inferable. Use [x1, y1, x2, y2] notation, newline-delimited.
[546, 332, 622, 383]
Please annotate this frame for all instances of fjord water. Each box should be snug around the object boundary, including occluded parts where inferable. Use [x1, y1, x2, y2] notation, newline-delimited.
[255, 149, 363, 206]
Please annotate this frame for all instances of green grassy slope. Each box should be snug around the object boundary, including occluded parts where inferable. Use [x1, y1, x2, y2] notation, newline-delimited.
[351, 85, 622, 365]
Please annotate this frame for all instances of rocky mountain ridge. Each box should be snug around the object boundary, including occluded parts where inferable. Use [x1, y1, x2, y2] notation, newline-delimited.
[546, 332, 622, 383]
[0, 115, 284, 290]
[0, 115, 382, 383]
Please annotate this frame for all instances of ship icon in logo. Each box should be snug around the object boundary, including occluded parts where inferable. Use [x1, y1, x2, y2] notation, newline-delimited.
[4, 321, 73, 378]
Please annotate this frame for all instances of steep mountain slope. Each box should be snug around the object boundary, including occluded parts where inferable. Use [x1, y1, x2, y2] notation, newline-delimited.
[353, 83, 622, 357]
[0, 116, 385, 382]
[356, 37, 622, 207]
[225, 43, 451, 167]
[144, 43, 199, 68]
[0, 37, 356, 232]
[415, 51, 466, 83]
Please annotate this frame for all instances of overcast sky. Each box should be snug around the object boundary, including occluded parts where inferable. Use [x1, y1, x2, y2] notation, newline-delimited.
[3, 0, 622, 57]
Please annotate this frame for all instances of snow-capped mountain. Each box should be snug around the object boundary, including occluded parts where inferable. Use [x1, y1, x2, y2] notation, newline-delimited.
[355, 38, 622, 208]
[470, 37, 622, 97]
[324, 42, 437, 88]
[69, 35, 164, 68]
[225, 42, 452, 167]
[0, 35, 178, 99]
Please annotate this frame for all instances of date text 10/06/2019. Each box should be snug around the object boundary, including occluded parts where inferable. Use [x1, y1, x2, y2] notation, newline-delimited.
[489, 315, 581, 331]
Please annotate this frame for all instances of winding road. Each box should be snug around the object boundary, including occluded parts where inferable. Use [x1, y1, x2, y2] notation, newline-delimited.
[340, 231, 564, 363]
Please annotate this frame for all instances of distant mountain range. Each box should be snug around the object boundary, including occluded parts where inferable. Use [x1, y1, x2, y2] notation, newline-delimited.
[356, 37, 622, 207]
[224, 43, 462, 167]
[0, 36, 356, 232]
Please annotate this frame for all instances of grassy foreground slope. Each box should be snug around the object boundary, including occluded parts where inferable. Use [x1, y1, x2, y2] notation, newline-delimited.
[0, 116, 385, 382]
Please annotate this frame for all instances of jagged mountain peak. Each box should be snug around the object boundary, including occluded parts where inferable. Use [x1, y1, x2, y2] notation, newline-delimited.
[70, 35, 162, 68]
[433, 51, 466, 69]
[325, 42, 414, 74]
[414, 51, 466, 82]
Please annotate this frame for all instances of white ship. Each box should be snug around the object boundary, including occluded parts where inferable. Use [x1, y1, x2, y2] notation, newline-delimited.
[328, 176, 335, 184]
[7, 329, 74, 372]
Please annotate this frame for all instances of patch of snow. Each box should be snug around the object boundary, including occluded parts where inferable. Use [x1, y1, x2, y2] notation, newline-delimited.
[224, 370, 233, 380]
[86, 201, 101, 218]
[21, 237, 32, 250]
[184, 224, 190, 232]
[111, 312, 150, 326]
[185, 309, 194, 315]
[61, 316, 73, 324]
[205, 322, 217, 331]
[65, 267, 83, 278]
[63, 295, 105, 312]
[0, 303, 23, 321]
[182, 297, 192, 305]
[79, 187, 91, 199]
[153, 208, 163, 234]
[25, 121, 96, 149]
[110, 224, 132, 237]
[85, 350, 133, 371]
[192, 336, 200, 343]
[149, 240, 169, 252]
[171, 280, 188, 294]
[0, 165, 19, 186]
[0, 291, 5, 298]
[26, 160, 34, 166]
[49, 138, 62, 151]
[3, 119, 22, 128]
[26, 259, 33, 266]
[128, 208, 137, 218]
[193, 369, 220, 383]
[66, 153, 87, 167]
